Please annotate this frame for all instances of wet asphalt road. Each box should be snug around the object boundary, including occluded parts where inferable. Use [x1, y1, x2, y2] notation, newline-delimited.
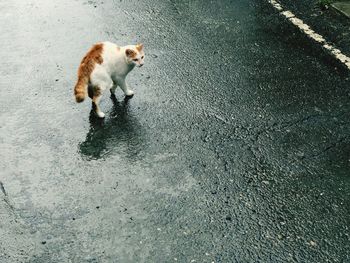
[1, 0, 350, 262]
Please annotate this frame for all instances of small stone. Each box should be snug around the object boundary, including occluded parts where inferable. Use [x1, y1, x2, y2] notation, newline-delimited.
[296, 152, 305, 158]
[310, 240, 316, 246]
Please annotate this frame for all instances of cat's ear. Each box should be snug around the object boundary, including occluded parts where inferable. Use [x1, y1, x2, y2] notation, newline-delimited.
[125, 49, 136, 57]
[136, 43, 144, 52]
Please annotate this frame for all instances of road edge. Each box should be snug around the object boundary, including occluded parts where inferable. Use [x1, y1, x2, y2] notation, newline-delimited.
[268, 0, 350, 71]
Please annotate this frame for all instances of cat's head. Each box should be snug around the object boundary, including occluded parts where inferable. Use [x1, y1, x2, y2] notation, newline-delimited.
[125, 44, 145, 67]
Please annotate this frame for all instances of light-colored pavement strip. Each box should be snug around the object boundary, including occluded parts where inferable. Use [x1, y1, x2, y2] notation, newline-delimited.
[268, 0, 350, 70]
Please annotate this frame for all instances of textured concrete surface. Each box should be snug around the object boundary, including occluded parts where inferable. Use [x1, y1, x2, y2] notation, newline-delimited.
[0, 0, 349, 262]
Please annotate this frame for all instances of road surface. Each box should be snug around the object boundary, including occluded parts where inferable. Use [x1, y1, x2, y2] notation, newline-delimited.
[0, 0, 349, 262]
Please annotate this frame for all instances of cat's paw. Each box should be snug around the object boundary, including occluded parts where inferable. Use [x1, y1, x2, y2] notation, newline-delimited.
[96, 111, 105, 118]
[125, 90, 134, 97]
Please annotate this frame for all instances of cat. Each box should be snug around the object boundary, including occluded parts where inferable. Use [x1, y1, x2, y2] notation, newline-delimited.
[74, 41, 145, 118]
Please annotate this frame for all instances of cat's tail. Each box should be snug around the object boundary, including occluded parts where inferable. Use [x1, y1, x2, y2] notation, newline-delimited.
[74, 76, 88, 103]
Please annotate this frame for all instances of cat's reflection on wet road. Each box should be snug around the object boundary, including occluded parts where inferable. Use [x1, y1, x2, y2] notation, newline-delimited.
[79, 95, 144, 160]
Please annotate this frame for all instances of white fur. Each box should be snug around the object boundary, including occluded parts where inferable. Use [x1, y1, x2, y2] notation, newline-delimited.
[90, 41, 144, 118]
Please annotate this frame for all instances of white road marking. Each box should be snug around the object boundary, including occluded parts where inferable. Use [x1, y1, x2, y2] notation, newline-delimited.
[268, 0, 350, 69]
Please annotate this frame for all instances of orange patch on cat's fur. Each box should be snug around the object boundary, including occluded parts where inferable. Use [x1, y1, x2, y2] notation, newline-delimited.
[74, 43, 104, 103]
[125, 49, 137, 58]
[136, 43, 143, 52]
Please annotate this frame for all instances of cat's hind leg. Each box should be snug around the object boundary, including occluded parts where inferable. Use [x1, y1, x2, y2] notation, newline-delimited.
[92, 88, 105, 118]
[90, 66, 113, 118]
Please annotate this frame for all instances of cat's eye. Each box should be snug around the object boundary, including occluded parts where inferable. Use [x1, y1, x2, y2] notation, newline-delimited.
[141, 56, 144, 59]
[133, 59, 138, 62]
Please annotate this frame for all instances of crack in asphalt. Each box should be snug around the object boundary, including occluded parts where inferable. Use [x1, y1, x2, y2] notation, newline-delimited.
[0, 181, 15, 211]
[253, 111, 350, 142]
[0, 181, 7, 196]
[299, 137, 349, 161]
[206, 110, 349, 168]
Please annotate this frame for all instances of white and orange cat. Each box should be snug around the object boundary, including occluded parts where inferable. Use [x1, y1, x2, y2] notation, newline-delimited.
[74, 41, 145, 118]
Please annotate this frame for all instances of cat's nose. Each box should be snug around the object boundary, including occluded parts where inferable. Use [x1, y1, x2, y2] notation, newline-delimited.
[139, 64, 144, 67]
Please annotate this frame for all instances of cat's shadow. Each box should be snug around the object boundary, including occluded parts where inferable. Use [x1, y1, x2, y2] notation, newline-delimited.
[79, 95, 144, 161]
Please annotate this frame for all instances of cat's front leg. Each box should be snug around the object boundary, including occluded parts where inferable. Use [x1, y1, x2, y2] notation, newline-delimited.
[119, 79, 134, 97]
[110, 85, 117, 95]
